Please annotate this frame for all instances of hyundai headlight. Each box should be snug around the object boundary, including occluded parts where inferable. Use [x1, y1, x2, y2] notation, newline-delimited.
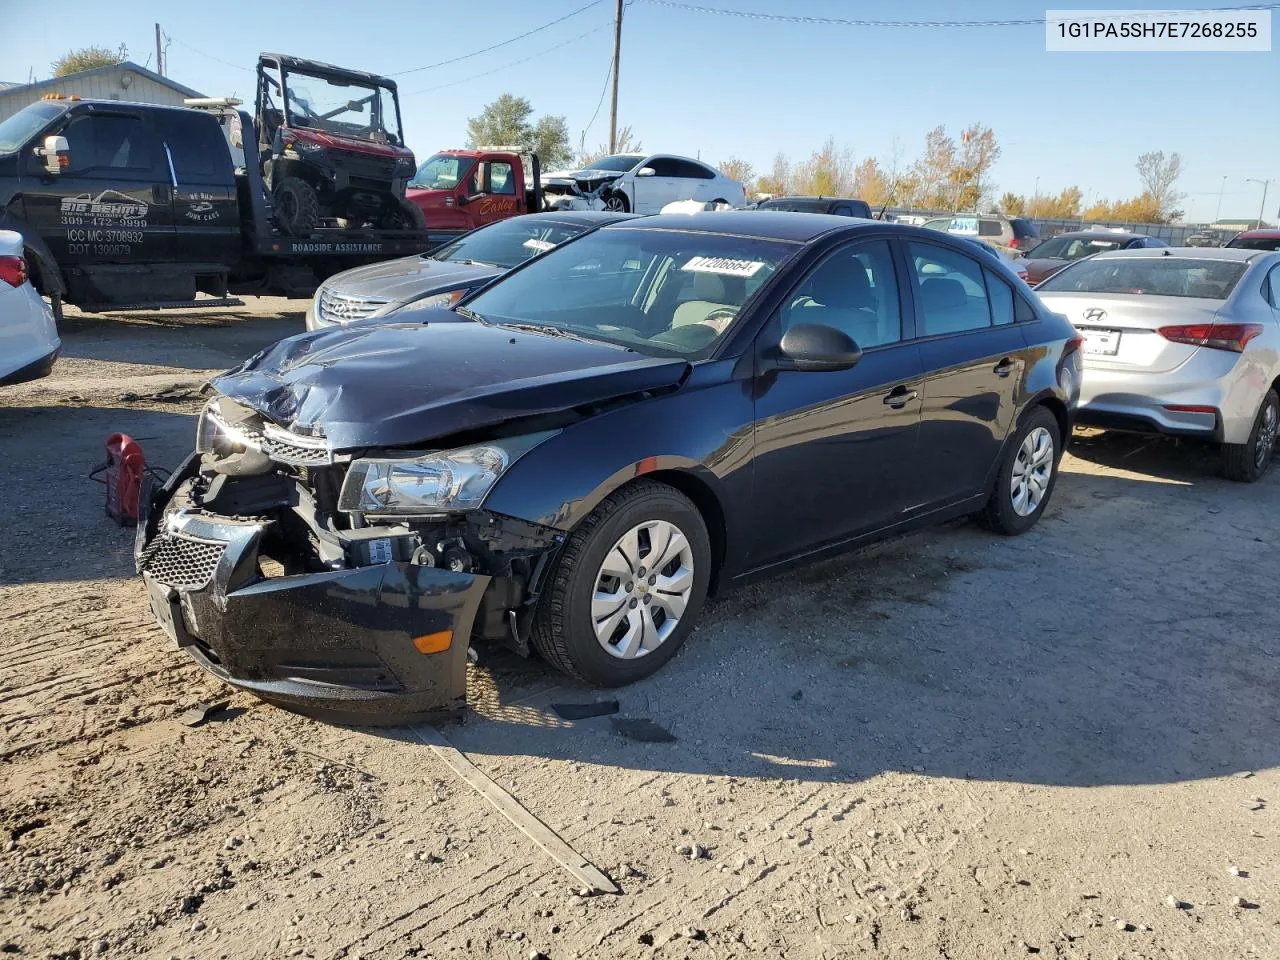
[411, 288, 468, 310]
[195, 402, 250, 456]
[338, 432, 556, 516]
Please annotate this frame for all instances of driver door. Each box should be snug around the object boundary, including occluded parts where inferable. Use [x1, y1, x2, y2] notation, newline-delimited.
[748, 239, 924, 566]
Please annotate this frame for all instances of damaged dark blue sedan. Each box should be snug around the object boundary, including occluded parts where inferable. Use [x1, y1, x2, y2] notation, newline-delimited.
[137, 212, 1082, 724]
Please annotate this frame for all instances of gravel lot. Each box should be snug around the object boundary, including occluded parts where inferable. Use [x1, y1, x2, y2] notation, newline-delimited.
[2, 299, 1277, 960]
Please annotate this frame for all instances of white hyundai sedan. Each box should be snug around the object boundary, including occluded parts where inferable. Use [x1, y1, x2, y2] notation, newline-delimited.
[1036, 247, 1280, 481]
[0, 230, 59, 386]
[542, 153, 746, 214]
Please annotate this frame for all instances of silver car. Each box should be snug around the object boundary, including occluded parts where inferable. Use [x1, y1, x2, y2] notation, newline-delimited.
[1036, 247, 1280, 481]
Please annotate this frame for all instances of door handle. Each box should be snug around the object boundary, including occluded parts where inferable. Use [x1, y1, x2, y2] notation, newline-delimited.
[993, 357, 1017, 378]
[882, 386, 919, 409]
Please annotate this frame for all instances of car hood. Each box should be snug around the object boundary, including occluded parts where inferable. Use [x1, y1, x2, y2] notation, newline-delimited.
[211, 313, 691, 450]
[324, 256, 502, 305]
[543, 167, 626, 182]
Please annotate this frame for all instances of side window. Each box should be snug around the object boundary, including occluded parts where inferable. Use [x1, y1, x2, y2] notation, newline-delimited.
[488, 161, 515, 195]
[1264, 266, 1280, 308]
[1014, 293, 1037, 322]
[782, 239, 902, 349]
[978, 219, 1002, 238]
[61, 114, 158, 180]
[833, 205, 852, 216]
[646, 157, 681, 177]
[984, 268, 1015, 325]
[153, 112, 232, 184]
[673, 160, 715, 179]
[908, 241, 993, 337]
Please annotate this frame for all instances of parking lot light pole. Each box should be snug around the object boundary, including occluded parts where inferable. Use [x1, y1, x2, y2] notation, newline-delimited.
[1245, 178, 1272, 229]
[1215, 175, 1227, 223]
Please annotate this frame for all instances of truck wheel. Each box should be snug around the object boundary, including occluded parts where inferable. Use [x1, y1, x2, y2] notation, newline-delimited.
[381, 198, 428, 232]
[272, 177, 320, 237]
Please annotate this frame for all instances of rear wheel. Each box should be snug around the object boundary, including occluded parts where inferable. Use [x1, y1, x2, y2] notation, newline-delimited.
[531, 481, 711, 686]
[978, 406, 1062, 535]
[1222, 388, 1278, 483]
[272, 177, 321, 236]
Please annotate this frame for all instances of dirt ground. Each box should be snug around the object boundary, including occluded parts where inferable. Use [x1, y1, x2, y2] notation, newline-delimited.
[2, 299, 1277, 960]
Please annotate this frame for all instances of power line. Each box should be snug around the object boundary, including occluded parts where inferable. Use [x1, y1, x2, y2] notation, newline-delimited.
[402, 23, 612, 97]
[634, 0, 1280, 28]
[390, 0, 605, 75]
[582, 55, 614, 142]
[169, 36, 254, 73]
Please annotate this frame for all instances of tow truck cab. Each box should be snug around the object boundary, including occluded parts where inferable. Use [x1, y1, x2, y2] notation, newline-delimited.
[405, 147, 542, 241]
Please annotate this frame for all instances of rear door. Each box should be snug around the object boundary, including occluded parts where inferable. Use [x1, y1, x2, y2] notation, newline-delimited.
[906, 239, 1028, 509]
[22, 107, 172, 263]
[151, 109, 239, 266]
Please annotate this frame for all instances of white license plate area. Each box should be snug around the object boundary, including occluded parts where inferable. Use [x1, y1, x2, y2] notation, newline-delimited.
[1082, 328, 1121, 356]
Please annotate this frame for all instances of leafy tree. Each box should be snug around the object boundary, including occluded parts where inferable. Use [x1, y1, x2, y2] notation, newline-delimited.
[755, 152, 792, 197]
[52, 44, 127, 78]
[717, 156, 755, 187]
[1136, 151, 1184, 221]
[999, 192, 1026, 216]
[578, 126, 643, 167]
[907, 126, 956, 208]
[852, 158, 893, 207]
[465, 94, 572, 168]
[792, 137, 855, 197]
[952, 124, 1000, 210]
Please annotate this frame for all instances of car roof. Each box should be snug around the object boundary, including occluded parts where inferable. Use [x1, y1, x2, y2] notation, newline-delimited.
[1050, 230, 1149, 241]
[1235, 229, 1280, 239]
[763, 196, 864, 204]
[518, 211, 639, 226]
[1090, 246, 1266, 261]
[603, 210, 876, 242]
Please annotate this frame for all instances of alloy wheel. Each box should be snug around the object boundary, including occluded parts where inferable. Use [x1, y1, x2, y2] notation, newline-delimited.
[591, 519, 695, 659]
[1256, 397, 1278, 469]
[1010, 426, 1054, 517]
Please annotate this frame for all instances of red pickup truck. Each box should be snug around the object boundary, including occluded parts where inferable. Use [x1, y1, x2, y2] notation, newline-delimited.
[405, 147, 545, 244]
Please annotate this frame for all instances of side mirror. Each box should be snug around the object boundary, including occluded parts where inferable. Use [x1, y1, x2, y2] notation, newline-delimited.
[636, 166, 656, 178]
[37, 135, 69, 176]
[777, 323, 862, 372]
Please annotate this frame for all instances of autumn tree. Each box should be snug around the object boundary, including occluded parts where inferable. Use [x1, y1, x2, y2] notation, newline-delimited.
[717, 156, 755, 186]
[792, 138, 855, 197]
[465, 94, 573, 168]
[999, 192, 1026, 216]
[1136, 150, 1184, 221]
[755, 152, 792, 196]
[852, 157, 893, 207]
[52, 44, 127, 77]
[908, 126, 956, 208]
[578, 125, 643, 167]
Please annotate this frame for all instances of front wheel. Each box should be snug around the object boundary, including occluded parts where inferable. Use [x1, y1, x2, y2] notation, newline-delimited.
[1222, 388, 1278, 483]
[977, 406, 1062, 535]
[603, 191, 630, 213]
[272, 177, 321, 237]
[531, 481, 711, 686]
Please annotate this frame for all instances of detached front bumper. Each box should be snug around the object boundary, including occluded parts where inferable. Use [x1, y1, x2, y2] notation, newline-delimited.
[135, 457, 488, 725]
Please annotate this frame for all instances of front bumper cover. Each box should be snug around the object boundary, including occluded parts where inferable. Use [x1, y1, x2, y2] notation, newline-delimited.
[135, 455, 488, 725]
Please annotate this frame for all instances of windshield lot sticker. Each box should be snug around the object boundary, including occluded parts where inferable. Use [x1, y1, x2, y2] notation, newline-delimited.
[681, 256, 765, 278]
[523, 238, 555, 252]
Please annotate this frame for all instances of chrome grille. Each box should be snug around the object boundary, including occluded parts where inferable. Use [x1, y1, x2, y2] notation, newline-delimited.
[140, 532, 226, 589]
[318, 288, 388, 325]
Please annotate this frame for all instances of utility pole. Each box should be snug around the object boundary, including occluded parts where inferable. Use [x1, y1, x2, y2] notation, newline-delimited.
[1246, 178, 1272, 229]
[608, 0, 623, 153]
[1215, 175, 1227, 222]
[155, 23, 163, 76]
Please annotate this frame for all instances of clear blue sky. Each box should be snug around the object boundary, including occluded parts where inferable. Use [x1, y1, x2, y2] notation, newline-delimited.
[2, 0, 1277, 222]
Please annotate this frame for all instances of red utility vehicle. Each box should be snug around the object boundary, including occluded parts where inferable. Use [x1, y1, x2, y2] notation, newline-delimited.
[405, 147, 544, 244]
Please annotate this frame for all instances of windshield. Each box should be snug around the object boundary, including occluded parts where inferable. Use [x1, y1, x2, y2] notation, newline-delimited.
[0, 101, 65, 154]
[1226, 236, 1280, 251]
[433, 218, 593, 269]
[282, 68, 402, 145]
[581, 154, 645, 173]
[1030, 235, 1125, 260]
[410, 153, 476, 190]
[463, 228, 795, 357]
[1037, 257, 1249, 299]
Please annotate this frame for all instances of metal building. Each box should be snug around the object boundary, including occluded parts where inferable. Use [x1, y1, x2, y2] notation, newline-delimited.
[0, 62, 204, 123]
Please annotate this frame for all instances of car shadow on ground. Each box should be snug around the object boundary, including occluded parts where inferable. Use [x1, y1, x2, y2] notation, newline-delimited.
[381, 433, 1280, 791]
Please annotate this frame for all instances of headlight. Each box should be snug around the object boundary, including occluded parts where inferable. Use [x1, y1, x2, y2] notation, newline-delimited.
[338, 432, 556, 516]
[411, 288, 468, 310]
[195, 403, 249, 455]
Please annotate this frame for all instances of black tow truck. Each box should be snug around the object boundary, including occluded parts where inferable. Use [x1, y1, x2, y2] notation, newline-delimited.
[0, 54, 431, 318]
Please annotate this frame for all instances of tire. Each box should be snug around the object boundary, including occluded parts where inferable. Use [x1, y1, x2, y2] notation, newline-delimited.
[272, 177, 321, 236]
[531, 481, 711, 686]
[603, 191, 630, 213]
[1222, 388, 1278, 483]
[711, 197, 728, 208]
[380, 197, 428, 231]
[977, 406, 1062, 535]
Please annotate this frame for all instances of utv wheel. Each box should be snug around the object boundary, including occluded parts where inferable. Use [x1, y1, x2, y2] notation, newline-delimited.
[381, 197, 429, 231]
[272, 177, 321, 236]
[604, 192, 630, 213]
[978, 406, 1062, 535]
[532, 481, 711, 686]
[1222, 388, 1278, 483]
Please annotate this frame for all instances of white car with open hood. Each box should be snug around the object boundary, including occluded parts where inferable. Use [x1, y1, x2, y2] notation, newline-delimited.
[541, 153, 746, 214]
